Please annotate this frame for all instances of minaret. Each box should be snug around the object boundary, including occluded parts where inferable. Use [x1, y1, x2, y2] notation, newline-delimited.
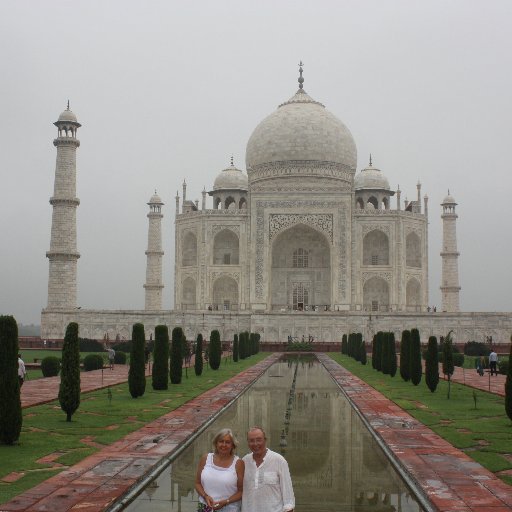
[440, 191, 461, 312]
[144, 192, 164, 310]
[46, 103, 81, 309]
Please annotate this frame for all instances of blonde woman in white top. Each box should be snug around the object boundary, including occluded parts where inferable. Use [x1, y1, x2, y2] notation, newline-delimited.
[195, 428, 244, 511]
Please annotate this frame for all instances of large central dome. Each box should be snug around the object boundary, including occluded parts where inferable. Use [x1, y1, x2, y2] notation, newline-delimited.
[246, 88, 357, 171]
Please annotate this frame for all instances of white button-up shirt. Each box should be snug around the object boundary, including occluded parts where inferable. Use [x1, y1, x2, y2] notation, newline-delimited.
[242, 449, 295, 512]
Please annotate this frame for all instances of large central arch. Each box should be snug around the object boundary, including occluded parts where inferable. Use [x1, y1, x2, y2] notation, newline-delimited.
[270, 224, 331, 310]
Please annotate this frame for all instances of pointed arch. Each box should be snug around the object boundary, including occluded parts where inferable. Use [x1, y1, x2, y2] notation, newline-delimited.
[363, 277, 389, 311]
[406, 232, 422, 268]
[182, 232, 197, 266]
[213, 229, 239, 265]
[363, 230, 389, 265]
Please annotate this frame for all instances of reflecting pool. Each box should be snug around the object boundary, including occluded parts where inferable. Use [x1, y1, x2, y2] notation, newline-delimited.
[125, 356, 423, 511]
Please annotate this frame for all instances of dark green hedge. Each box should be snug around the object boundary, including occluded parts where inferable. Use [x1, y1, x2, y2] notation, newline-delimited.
[129, 323, 146, 397]
[83, 354, 103, 371]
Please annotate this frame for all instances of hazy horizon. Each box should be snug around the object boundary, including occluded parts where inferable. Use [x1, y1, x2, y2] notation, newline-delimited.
[1, 0, 511, 325]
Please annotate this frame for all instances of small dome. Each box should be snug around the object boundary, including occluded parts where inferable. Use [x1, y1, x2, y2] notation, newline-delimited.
[148, 192, 163, 205]
[213, 164, 248, 191]
[354, 163, 390, 190]
[442, 191, 456, 204]
[57, 108, 78, 123]
[246, 88, 357, 170]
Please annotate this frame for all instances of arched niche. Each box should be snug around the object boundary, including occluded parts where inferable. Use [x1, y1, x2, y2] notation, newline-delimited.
[363, 277, 389, 311]
[239, 197, 247, 209]
[182, 277, 196, 308]
[182, 232, 197, 266]
[213, 229, 239, 265]
[225, 196, 236, 209]
[406, 278, 421, 309]
[212, 276, 238, 310]
[406, 232, 422, 268]
[356, 197, 364, 209]
[367, 196, 378, 209]
[363, 230, 389, 265]
[271, 224, 331, 310]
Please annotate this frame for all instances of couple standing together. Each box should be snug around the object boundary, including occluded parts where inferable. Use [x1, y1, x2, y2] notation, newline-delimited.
[195, 426, 295, 512]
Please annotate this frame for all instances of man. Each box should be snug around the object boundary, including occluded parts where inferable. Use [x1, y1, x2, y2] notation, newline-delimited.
[107, 347, 115, 370]
[242, 426, 295, 512]
[489, 350, 498, 376]
[18, 354, 27, 387]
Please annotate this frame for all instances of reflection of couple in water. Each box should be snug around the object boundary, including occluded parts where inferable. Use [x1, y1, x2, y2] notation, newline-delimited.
[195, 426, 295, 512]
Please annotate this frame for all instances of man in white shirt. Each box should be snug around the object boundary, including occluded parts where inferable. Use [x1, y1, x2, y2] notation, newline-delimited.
[18, 354, 27, 387]
[489, 350, 499, 376]
[242, 426, 295, 512]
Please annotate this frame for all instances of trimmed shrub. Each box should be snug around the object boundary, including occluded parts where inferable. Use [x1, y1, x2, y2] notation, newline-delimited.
[425, 336, 439, 393]
[499, 359, 509, 376]
[114, 351, 127, 364]
[505, 336, 512, 421]
[453, 353, 465, 367]
[152, 325, 169, 390]
[239, 332, 247, 360]
[255, 333, 261, 354]
[59, 322, 80, 421]
[112, 340, 132, 353]
[443, 331, 455, 399]
[209, 330, 222, 370]
[410, 328, 422, 386]
[129, 323, 146, 397]
[464, 341, 490, 357]
[359, 337, 367, 365]
[371, 334, 377, 369]
[78, 338, 104, 352]
[374, 332, 383, 372]
[195, 334, 204, 376]
[83, 354, 103, 371]
[389, 333, 397, 377]
[0, 315, 22, 444]
[233, 334, 239, 362]
[399, 330, 411, 382]
[381, 332, 390, 374]
[170, 327, 183, 384]
[41, 356, 61, 376]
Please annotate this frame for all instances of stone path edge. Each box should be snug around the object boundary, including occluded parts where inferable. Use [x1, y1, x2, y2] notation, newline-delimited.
[319, 354, 512, 512]
[0, 354, 281, 512]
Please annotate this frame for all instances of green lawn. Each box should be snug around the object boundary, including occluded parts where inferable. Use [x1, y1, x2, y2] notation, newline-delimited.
[329, 354, 512, 487]
[0, 353, 268, 504]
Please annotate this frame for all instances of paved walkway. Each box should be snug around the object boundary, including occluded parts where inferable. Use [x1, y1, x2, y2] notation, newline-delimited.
[447, 364, 506, 396]
[3, 354, 511, 511]
[21, 365, 152, 409]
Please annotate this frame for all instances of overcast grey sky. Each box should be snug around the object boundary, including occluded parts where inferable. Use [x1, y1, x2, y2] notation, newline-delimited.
[1, 0, 511, 325]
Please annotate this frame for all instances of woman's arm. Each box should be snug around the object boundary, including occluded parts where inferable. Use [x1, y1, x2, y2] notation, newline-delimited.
[194, 454, 214, 508]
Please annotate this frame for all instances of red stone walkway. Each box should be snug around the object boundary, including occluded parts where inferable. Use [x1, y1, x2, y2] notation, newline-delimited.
[20, 365, 151, 409]
[319, 354, 512, 512]
[1, 354, 281, 512]
[446, 364, 506, 397]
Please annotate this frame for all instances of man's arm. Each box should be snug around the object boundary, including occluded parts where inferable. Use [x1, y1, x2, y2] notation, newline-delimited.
[279, 458, 295, 512]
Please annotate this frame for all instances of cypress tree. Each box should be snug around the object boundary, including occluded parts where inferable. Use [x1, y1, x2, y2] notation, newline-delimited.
[233, 333, 239, 362]
[410, 328, 422, 385]
[389, 332, 397, 377]
[194, 333, 204, 376]
[374, 332, 383, 372]
[425, 335, 439, 393]
[129, 323, 146, 397]
[58, 322, 81, 422]
[341, 334, 347, 355]
[505, 335, 512, 421]
[381, 332, 390, 374]
[249, 333, 256, 356]
[209, 330, 221, 370]
[240, 331, 248, 360]
[255, 333, 261, 354]
[170, 327, 184, 384]
[360, 335, 367, 365]
[371, 334, 377, 369]
[354, 333, 361, 362]
[0, 315, 22, 445]
[443, 331, 455, 399]
[152, 325, 169, 390]
[399, 330, 411, 382]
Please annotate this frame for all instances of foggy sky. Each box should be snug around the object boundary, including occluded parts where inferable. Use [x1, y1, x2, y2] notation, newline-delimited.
[1, 0, 511, 325]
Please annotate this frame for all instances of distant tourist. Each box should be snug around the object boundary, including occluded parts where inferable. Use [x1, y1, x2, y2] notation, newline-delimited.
[107, 347, 115, 370]
[242, 426, 295, 512]
[476, 357, 484, 376]
[195, 428, 243, 511]
[489, 350, 499, 376]
[18, 354, 27, 387]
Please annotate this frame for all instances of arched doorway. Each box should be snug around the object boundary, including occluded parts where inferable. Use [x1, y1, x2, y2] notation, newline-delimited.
[271, 224, 331, 310]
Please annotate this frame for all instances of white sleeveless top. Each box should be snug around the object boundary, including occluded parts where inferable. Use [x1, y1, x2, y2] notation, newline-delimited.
[199, 453, 241, 512]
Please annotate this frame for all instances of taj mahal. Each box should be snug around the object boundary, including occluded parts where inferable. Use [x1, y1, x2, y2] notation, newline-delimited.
[41, 67, 511, 344]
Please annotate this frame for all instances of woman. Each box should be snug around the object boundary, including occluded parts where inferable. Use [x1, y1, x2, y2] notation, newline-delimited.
[195, 428, 244, 511]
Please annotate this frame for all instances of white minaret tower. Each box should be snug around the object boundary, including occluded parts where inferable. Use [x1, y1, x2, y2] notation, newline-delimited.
[46, 103, 81, 309]
[440, 191, 461, 312]
[144, 191, 164, 310]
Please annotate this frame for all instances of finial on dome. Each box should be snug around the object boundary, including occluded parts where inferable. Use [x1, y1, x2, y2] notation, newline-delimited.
[67, 100, 70, 110]
[369, 153, 372, 167]
[298, 61, 304, 90]
[448, 188, 450, 195]
[230, 155, 234, 167]
[154, 189, 157, 194]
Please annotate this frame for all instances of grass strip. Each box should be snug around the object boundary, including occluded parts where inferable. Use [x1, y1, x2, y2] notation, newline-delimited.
[0, 353, 267, 504]
[329, 354, 512, 486]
